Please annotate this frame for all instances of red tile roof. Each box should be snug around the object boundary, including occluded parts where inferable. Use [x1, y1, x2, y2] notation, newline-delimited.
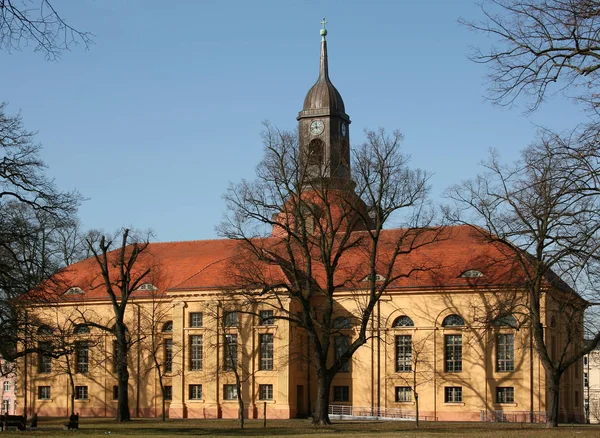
[36, 225, 574, 302]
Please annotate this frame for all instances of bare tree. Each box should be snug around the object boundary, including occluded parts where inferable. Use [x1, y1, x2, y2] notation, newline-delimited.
[460, 0, 600, 114]
[137, 288, 179, 422]
[34, 309, 103, 416]
[0, 0, 92, 60]
[85, 228, 153, 422]
[219, 125, 438, 425]
[446, 129, 600, 426]
[0, 102, 80, 364]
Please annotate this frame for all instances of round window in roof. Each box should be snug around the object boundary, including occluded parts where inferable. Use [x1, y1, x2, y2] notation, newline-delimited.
[442, 314, 465, 327]
[392, 315, 414, 327]
[460, 270, 484, 278]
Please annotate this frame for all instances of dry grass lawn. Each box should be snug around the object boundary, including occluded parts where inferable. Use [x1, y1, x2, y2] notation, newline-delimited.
[2, 418, 600, 437]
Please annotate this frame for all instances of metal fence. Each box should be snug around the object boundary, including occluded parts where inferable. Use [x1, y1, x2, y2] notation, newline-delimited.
[328, 405, 435, 421]
[480, 410, 548, 423]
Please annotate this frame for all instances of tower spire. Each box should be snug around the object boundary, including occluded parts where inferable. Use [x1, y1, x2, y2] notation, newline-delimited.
[319, 18, 329, 80]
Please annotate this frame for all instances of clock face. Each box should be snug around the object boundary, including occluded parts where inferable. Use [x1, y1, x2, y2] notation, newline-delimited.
[340, 122, 347, 136]
[309, 120, 325, 136]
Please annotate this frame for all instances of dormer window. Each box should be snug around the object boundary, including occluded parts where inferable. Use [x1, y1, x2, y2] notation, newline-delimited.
[362, 273, 386, 282]
[460, 270, 484, 278]
[137, 283, 157, 291]
[65, 287, 84, 295]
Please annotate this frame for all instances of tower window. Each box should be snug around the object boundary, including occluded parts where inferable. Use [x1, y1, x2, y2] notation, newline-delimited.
[307, 139, 324, 166]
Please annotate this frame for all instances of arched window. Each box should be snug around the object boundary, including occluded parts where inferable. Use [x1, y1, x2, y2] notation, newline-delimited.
[65, 287, 84, 295]
[162, 321, 173, 333]
[333, 317, 352, 329]
[493, 314, 517, 328]
[307, 139, 324, 166]
[442, 314, 465, 327]
[137, 283, 157, 291]
[37, 325, 53, 335]
[73, 324, 90, 335]
[393, 316, 414, 327]
[460, 270, 484, 278]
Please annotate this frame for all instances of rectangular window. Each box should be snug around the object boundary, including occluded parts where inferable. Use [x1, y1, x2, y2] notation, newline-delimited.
[2, 400, 8, 414]
[3, 381, 10, 391]
[38, 386, 51, 400]
[224, 334, 238, 370]
[76, 341, 89, 374]
[260, 310, 274, 325]
[75, 386, 88, 400]
[112, 386, 119, 400]
[333, 386, 350, 402]
[224, 384, 238, 400]
[495, 386, 514, 403]
[334, 335, 351, 372]
[496, 334, 515, 372]
[395, 335, 412, 372]
[585, 372, 589, 387]
[189, 335, 203, 371]
[575, 390, 580, 407]
[164, 385, 172, 401]
[444, 386, 462, 403]
[38, 342, 52, 374]
[189, 384, 202, 400]
[224, 311, 239, 327]
[395, 386, 412, 402]
[444, 335, 462, 372]
[164, 338, 173, 373]
[189, 312, 203, 328]
[259, 334, 274, 370]
[259, 384, 273, 400]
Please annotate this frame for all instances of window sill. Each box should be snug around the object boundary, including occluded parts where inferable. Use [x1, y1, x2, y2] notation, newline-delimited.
[257, 399, 276, 404]
[37, 398, 52, 402]
[187, 399, 204, 403]
[443, 402, 465, 406]
[75, 399, 90, 403]
[394, 401, 415, 405]
[494, 403, 517, 407]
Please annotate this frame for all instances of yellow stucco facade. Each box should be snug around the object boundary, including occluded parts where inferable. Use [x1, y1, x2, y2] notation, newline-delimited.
[18, 283, 584, 422]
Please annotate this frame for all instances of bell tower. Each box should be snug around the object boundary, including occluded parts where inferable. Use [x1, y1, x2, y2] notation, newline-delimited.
[298, 19, 352, 189]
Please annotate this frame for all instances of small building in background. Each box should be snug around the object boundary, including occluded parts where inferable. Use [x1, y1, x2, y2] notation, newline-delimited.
[584, 347, 600, 423]
[1, 357, 17, 415]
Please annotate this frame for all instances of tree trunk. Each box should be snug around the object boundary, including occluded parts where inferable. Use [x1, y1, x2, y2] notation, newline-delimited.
[546, 374, 561, 428]
[415, 392, 419, 428]
[238, 395, 244, 430]
[311, 371, 331, 426]
[116, 324, 131, 422]
[67, 357, 75, 416]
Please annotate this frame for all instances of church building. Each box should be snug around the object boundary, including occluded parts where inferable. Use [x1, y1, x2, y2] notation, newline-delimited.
[17, 24, 584, 423]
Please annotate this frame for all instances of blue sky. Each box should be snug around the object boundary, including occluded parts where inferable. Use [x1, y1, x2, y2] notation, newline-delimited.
[1, 0, 581, 242]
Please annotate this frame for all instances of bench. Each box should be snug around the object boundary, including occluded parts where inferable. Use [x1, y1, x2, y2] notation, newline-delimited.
[64, 413, 79, 430]
[0, 414, 26, 431]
